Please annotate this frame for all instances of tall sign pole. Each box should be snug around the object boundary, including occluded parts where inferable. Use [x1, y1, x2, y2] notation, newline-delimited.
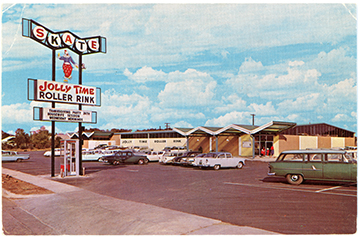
[78, 54, 83, 174]
[23, 18, 106, 177]
[51, 49, 56, 176]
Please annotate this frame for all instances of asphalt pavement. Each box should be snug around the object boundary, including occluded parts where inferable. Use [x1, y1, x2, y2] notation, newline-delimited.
[2, 165, 279, 235]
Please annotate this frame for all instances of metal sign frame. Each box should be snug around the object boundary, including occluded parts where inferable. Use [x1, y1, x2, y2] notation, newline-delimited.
[23, 18, 106, 177]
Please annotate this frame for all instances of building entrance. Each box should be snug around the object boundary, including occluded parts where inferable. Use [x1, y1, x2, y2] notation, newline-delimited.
[254, 134, 274, 157]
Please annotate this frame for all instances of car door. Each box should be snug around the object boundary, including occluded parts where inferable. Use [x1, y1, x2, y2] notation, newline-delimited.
[125, 152, 135, 163]
[323, 153, 352, 181]
[217, 153, 228, 167]
[225, 153, 236, 167]
[302, 153, 323, 180]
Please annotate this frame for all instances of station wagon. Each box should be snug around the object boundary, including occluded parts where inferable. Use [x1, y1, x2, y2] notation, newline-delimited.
[268, 149, 357, 185]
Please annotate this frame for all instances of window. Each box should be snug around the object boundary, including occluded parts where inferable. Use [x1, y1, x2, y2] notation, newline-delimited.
[308, 154, 322, 162]
[218, 154, 226, 158]
[327, 154, 343, 163]
[282, 154, 303, 162]
[226, 153, 232, 158]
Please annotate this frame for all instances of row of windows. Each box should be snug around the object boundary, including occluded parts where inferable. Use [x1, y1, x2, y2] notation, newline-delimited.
[120, 132, 184, 139]
[280, 153, 355, 163]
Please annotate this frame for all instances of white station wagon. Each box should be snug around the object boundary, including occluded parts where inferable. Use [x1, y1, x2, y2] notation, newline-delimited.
[193, 152, 246, 170]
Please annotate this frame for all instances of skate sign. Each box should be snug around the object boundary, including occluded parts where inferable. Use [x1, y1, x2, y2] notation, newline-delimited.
[22, 18, 106, 55]
[28, 79, 101, 106]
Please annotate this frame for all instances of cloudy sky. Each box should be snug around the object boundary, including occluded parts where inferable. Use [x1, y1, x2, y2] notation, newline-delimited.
[1, 3, 358, 135]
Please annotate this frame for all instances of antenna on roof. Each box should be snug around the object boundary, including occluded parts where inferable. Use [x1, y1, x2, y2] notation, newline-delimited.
[165, 123, 171, 129]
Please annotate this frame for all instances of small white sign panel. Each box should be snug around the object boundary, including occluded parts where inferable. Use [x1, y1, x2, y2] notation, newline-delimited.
[42, 108, 93, 123]
[242, 141, 252, 148]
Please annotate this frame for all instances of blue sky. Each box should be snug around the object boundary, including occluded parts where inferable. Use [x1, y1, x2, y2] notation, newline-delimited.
[1, 3, 358, 135]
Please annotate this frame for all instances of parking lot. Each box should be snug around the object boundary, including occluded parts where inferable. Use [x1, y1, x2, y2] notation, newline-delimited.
[2, 151, 357, 234]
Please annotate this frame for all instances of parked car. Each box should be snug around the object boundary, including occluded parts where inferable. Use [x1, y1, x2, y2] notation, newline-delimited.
[268, 149, 357, 185]
[2, 151, 30, 162]
[193, 152, 245, 170]
[43, 148, 61, 157]
[172, 151, 201, 165]
[101, 150, 148, 165]
[146, 151, 165, 162]
[181, 153, 206, 166]
[159, 151, 186, 164]
[82, 150, 106, 161]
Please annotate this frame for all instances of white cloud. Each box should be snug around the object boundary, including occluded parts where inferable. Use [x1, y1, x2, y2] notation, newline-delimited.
[215, 94, 247, 113]
[173, 121, 193, 128]
[332, 114, 351, 122]
[238, 57, 264, 74]
[97, 89, 206, 129]
[226, 58, 322, 100]
[158, 69, 217, 108]
[2, 103, 33, 124]
[306, 47, 356, 78]
[277, 93, 321, 113]
[124, 66, 167, 82]
[205, 111, 250, 127]
[289, 61, 304, 67]
[248, 101, 277, 116]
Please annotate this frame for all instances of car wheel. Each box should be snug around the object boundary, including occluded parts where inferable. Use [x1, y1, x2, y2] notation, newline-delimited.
[236, 162, 244, 169]
[213, 164, 220, 170]
[112, 160, 119, 165]
[16, 159, 22, 162]
[144, 159, 149, 164]
[286, 174, 303, 185]
[138, 159, 144, 165]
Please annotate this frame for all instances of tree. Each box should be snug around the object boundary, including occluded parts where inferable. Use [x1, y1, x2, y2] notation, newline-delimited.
[31, 130, 51, 149]
[14, 128, 29, 149]
[55, 136, 62, 148]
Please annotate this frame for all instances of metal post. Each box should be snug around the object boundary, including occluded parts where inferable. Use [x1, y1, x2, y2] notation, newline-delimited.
[186, 136, 189, 151]
[251, 135, 255, 159]
[78, 55, 83, 175]
[215, 136, 218, 152]
[51, 49, 56, 177]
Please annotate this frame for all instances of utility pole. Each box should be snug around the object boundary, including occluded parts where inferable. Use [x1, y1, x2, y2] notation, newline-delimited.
[251, 114, 255, 126]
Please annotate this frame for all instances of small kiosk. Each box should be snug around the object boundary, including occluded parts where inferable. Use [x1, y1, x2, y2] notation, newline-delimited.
[60, 140, 79, 177]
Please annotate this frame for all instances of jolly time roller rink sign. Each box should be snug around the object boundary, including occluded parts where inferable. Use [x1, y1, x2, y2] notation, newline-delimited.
[30, 79, 100, 106]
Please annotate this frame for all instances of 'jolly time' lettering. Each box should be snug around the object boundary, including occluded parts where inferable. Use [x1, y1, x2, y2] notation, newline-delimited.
[36, 80, 97, 105]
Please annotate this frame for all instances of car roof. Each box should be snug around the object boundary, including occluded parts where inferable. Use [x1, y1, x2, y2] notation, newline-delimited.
[281, 149, 346, 154]
[208, 152, 231, 155]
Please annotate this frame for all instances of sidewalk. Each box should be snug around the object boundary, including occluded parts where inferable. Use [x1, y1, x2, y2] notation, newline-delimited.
[2, 168, 279, 235]
[245, 156, 277, 162]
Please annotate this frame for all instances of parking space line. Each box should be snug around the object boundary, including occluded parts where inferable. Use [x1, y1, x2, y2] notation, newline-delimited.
[224, 182, 357, 197]
[315, 186, 341, 193]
